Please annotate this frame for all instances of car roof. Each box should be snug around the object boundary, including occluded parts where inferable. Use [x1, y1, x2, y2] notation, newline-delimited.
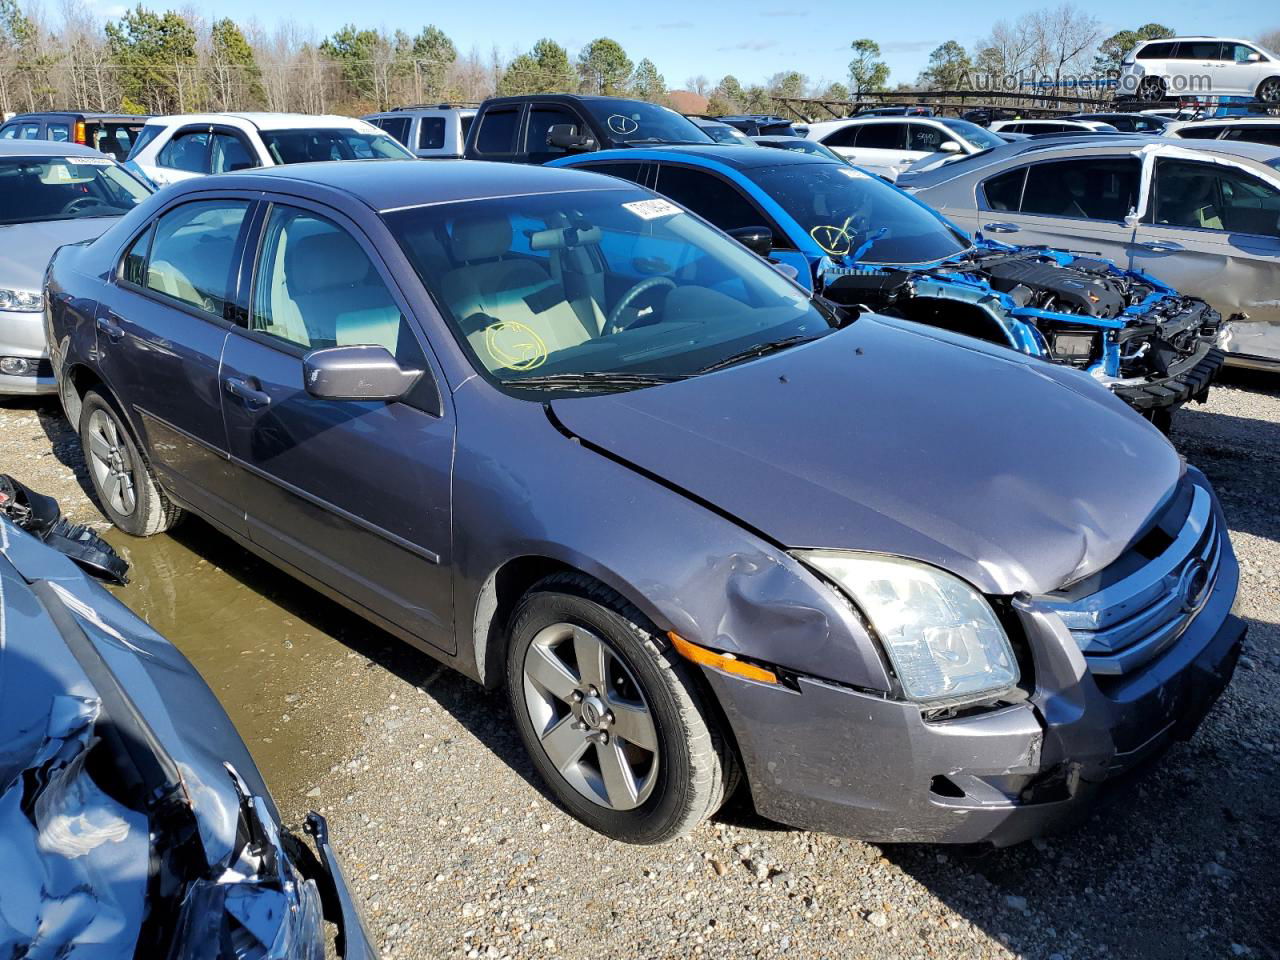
[143, 112, 373, 131]
[3, 111, 150, 121]
[0, 140, 117, 159]
[203, 159, 641, 212]
[1179, 117, 1280, 127]
[562, 143, 832, 171]
[1137, 35, 1253, 43]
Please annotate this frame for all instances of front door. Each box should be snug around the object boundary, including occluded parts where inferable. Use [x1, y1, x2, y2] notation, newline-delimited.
[219, 199, 456, 652]
[98, 197, 255, 533]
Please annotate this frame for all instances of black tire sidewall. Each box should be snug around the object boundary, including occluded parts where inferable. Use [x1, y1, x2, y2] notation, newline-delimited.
[79, 391, 152, 534]
[506, 590, 700, 844]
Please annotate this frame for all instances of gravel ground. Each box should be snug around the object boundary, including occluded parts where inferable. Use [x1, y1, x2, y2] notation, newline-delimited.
[2, 372, 1278, 960]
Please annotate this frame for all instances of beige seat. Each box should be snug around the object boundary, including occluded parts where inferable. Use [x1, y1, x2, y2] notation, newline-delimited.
[437, 217, 603, 368]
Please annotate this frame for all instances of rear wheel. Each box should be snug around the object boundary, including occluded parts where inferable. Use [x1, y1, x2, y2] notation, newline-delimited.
[506, 574, 737, 844]
[79, 389, 182, 536]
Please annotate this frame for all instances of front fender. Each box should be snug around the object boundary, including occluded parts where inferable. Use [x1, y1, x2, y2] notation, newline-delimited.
[449, 380, 892, 694]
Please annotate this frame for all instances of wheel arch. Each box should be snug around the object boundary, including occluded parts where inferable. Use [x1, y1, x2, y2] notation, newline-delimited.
[60, 361, 108, 427]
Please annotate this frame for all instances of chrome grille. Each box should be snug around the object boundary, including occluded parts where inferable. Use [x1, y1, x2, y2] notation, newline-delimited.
[1040, 484, 1221, 675]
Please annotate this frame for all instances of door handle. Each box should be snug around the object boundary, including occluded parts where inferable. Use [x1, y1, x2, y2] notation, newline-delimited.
[1135, 240, 1182, 253]
[223, 376, 271, 408]
[95, 315, 124, 342]
[983, 221, 1020, 233]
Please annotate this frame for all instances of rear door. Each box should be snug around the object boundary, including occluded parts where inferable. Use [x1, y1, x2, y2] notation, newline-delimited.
[219, 197, 455, 652]
[97, 195, 255, 533]
[1135, 156, 1280, 350]
[974, 155, 1141, 264]
[836, 122, 910, 177]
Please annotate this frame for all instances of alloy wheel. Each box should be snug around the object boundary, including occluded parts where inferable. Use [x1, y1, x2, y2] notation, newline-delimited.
[86, 408, 137, 517]
[521, 622, 660, 811]
[1259, 79, 1280, 104]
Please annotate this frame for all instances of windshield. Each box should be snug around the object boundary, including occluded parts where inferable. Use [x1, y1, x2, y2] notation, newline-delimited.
[747, 162, 969, 264]
[0, 155, 151, 225]
[939, 118, 1005, 150]
[580, 101, 713, 145]
[258, 128, 413, 164]
[384, 189, 835, 391]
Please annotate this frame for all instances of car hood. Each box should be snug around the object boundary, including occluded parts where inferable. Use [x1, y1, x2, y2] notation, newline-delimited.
[551, 314, 1181, 596]
[0, 218, 118, 289]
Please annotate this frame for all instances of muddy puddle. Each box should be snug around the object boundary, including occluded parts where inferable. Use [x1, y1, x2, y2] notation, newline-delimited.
[101, 518, 408, 805]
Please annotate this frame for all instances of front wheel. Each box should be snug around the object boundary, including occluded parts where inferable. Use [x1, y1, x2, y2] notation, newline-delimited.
[1256, 77, 1280, 106]
[506, 574, 738, 844]
[79, 389, 183, 536]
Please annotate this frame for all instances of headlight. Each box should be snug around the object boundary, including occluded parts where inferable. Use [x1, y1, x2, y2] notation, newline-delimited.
[0, 288, 43, 313]
[798, 552, 1018, 704]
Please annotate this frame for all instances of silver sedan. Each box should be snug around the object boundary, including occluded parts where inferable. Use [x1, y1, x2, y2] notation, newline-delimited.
[899, 135, 1280, 369]
[0, 141, 151, 394]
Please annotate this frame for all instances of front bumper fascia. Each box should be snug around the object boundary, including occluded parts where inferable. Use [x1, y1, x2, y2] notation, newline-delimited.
[1107, 344, 1224, 412]
[708, 535, 1243, 846]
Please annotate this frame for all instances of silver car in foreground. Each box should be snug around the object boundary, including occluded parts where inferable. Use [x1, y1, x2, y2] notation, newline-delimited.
[0, 141, 151, 394]
[900, 135, 1280, 369]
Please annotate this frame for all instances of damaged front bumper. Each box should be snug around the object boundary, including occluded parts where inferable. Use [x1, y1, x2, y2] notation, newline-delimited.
[704, 486, 1244, 846]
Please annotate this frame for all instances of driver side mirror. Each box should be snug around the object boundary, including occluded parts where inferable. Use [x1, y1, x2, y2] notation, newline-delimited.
[1247, 52, 1264, 62]
[547, 124, 597, 152]
[728, 225, 774, 258]
[939, 140, 962, 153]
[302, 344, 421, 402]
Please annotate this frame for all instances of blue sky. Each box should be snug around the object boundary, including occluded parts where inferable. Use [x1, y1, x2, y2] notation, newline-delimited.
[91, 0, 1276, 88]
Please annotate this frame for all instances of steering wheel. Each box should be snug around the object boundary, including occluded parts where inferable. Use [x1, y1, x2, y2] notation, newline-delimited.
[606, 277, 676, 334]
[61, 195, 110, 216]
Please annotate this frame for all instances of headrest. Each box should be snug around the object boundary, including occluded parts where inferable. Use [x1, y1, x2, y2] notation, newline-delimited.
[451, 217, 512, 261]
[287, 231, 370, 291]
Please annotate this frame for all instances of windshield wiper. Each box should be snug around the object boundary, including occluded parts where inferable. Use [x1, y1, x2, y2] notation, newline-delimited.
[696, 334, 817, 374]
[501, 371, 687, 393]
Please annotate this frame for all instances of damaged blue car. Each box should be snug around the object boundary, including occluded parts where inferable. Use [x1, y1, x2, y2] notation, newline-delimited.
[552, 145, 1224, 424]
[0, 476, 375, 959]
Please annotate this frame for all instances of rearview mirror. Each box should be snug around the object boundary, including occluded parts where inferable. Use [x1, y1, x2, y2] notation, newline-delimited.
[939, 140, 962, 153]
[728, 225, 774, 258]
[302, 345, 421, 402]
[547, 124, 597, 152]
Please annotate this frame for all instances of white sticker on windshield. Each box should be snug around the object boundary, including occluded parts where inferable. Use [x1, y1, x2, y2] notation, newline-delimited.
[65, 155, 113, 165]
[607, 114, 640, 135]
[838, 167, 869, 179]
[623, 198, 683, 220]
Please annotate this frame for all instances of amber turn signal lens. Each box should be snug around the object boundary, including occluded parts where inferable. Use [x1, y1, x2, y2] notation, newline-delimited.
[667, 631, 778, 684]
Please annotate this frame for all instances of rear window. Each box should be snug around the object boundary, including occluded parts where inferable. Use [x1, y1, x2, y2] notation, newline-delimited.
[1137, 42, 1176, 60]
[418, 117, 446, 150]
[474, 108, 519, 154]
[126, 124, 164, 160]
[378, 116, 411, 146]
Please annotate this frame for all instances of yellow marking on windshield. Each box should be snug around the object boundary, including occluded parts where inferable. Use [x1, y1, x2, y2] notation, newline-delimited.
[484, 321, 547, 371]
[809, 217, 857, 257]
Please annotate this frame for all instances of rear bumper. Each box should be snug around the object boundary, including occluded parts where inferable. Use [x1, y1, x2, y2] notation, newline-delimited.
[1109, 345, 1224, 412]
[708, 531, 1243, 846]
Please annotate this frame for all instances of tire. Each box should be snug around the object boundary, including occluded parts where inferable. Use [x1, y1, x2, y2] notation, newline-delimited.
[1256, 77, 1280, 106]
[78, 389, 183, 536]
[1138, 76, 1166, 102]
[506, 573, 738, 844]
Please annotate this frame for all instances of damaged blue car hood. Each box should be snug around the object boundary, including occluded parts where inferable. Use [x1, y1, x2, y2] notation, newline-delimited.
[552, 314, 1181, 596]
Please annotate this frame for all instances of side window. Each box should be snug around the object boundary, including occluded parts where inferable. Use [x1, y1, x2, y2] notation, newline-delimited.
[1150, 159, 1280, 237]
[982, 167, 1026, 211]
[121, 224, 155, 287]
[654, 165, 781, 242]
[474, 108, 519, 154]
[525, 106, 582, 156]
[378, 116, 411, 146]
[820, 125, 861, 148]
[417, 118, 445, 150]
[16, 122, 42, 139]
[854, 123, 907, 150]
[1175, 41, 1221, 60]
[144, 200, 250, 317]
[1175, 125, 1224, 140]
[211, 132, 257, 173]
[0, 124, 15, 139]
[251, 205, 422, 362]
[907, 123, 950, 152]
[1021, 158, 1140, 220]
[1224, 125, 1280, 147]
[1226, 43, 1258, 63]
[573, 161, 648, 186]
[47, 122, 71, 142]
[1137, 42, 1174, 60]
[459, 114, 475, 142]
[157, 130, 211, 173]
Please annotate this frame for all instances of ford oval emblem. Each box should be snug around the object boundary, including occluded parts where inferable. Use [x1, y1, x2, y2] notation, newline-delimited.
[1178, 559, 1210, 614]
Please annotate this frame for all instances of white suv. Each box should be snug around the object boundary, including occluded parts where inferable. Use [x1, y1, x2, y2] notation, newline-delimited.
[125, 113, 413, 187]
[363, 106, 476, 158]
[804, 116, 1006, 180]
[1119, 37, 1280, 103]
